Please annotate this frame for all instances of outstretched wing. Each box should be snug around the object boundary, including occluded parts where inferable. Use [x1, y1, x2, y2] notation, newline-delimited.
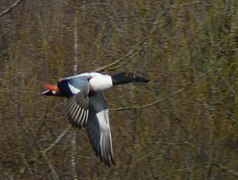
[86, 93, 115, 166]
[66, 90, 89, 128]
[58, 78, 90, 128]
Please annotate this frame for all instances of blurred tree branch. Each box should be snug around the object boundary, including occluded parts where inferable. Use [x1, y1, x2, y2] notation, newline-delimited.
[111, 59, 223, 111]
[94, 37, 148, 72]
[16, 115, 60, 179]
[212, 162, 238, 177]
[71, 16, 79, 180]
[41, 125, 71, 154]
[0, 0, 23, 17]
[95, 14, 159, 72]
[2, 1, 237, 178]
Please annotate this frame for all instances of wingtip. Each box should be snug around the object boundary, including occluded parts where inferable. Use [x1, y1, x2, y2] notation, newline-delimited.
[102, 155, 115, 167]
[107, 160, 115, 167]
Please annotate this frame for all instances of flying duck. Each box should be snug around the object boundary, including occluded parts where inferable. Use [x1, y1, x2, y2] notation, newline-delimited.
[41, 72, 149, 166]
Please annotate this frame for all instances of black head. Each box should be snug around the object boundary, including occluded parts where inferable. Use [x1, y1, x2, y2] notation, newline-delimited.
[112, 72, 149, 86]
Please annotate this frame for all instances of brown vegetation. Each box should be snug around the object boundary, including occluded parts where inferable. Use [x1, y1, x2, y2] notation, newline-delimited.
[1, 0, 238, 179]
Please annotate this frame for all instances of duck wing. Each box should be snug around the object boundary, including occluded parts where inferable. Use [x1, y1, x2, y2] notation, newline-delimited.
[58, 78, 90, 128]
[66, 90, 89, 128]
[86, 93, 115, 166]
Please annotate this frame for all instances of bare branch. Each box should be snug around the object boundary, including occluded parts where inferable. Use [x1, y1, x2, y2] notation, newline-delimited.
[94, 38, 148, 72]
[110, 81, 193, 111]
[71, 17, 79, 179]
[0, 0, 23, 17]
[16, 116, 60, 179]
[111, 59, 223, 111]
[160, 163, 208, 176]
[94, 13, 159, 72]
[40, 151, 60, 180]
[212, 162, 238, 177]
[20, 154, 34, 175]
[42, 125, 71, 154]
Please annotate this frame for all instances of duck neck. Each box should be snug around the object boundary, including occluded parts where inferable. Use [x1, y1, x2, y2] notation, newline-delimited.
[112, 73, 130, 86]
[112, 72, 149, 86]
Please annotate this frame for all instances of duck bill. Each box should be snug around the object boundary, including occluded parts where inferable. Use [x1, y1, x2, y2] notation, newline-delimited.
[133, 75, 149, 82]
[41, 90, 55, 96]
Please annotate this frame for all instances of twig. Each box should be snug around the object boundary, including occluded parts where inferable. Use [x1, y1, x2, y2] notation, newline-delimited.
[20, 154, 34, 175]
[94, 38, 148, 72]
[16, 116, 60, 179]
[160, 163, 207, 175]
[111, 59, 223, 111]
[42, 125, 71, 154]
[212, 162, 238, 177]
[0, 0, 23, 17]
[71, 18, 79, 179]
[110, 81, 193, 111]
[94, 12, 158, 72]
[41, 151, 60, 180]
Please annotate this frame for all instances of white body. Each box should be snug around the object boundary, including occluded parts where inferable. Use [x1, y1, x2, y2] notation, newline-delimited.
[61, 72, 113, 92]
[89, 73, 113, 92]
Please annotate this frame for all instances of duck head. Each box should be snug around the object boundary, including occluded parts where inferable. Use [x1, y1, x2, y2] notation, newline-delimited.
[112, 72, 149, 86]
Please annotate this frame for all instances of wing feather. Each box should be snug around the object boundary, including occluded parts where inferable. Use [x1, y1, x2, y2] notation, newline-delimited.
[86, 93, 115, 166]
[60, 76, 114, 166]
[65, 79, 90, 128]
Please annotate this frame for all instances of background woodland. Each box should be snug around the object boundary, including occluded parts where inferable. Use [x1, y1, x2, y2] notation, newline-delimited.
[1, 0, 238, 179]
